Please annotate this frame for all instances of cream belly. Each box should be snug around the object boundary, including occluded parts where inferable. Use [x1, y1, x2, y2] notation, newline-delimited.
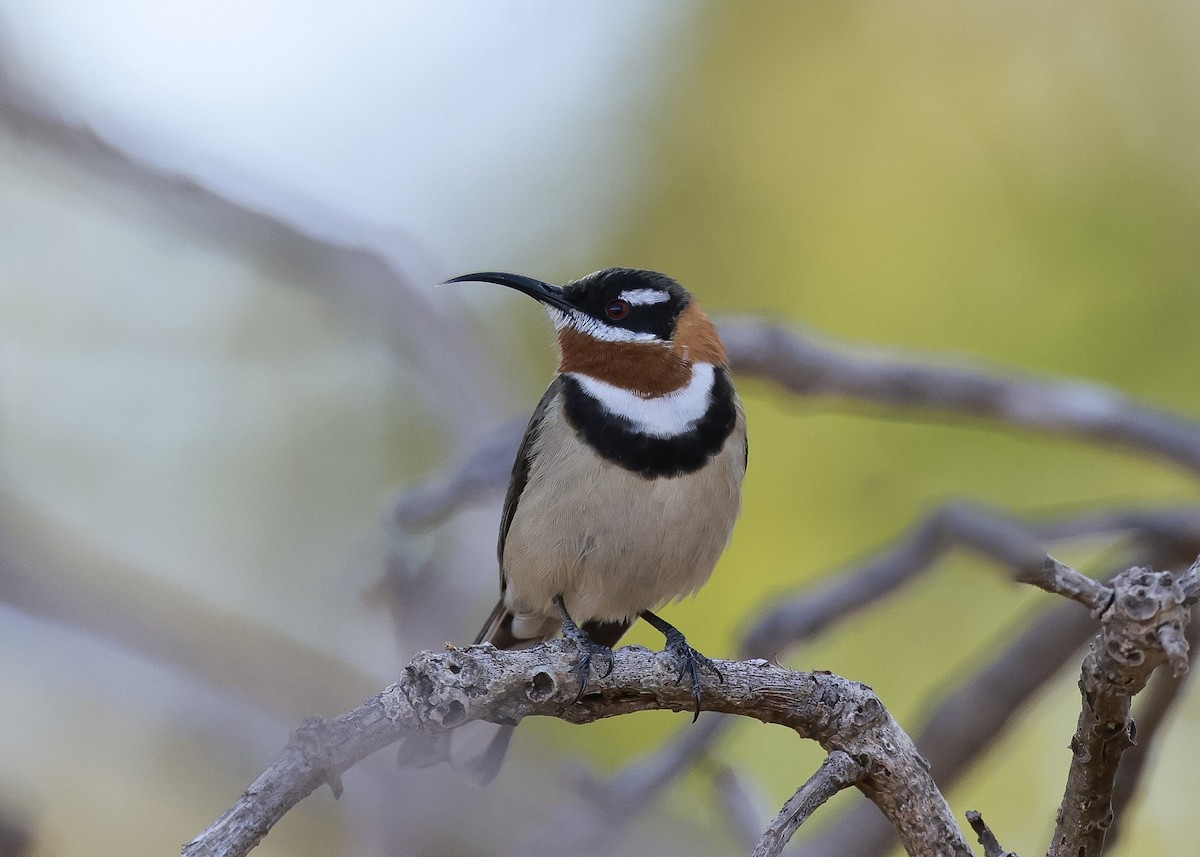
[500, 397, 746, 639]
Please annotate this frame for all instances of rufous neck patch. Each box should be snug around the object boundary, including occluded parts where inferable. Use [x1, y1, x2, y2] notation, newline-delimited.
[555, 302, 726, 397]
[673, 302, 727, 366]
[557, 330, 689, 396]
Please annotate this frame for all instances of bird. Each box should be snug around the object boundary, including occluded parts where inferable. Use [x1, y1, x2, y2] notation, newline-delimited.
[444, 267, 747, 781]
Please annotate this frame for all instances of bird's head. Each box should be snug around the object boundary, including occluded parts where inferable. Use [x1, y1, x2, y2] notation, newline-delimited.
[445, 267, 725, 396]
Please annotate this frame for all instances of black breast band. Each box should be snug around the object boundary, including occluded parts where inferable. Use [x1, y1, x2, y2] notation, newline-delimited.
[559, 367, 738, 479]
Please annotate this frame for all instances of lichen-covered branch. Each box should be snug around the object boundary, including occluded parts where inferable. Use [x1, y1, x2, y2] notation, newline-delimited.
[965, 811, 1015, 857]
[184, 643, 974, 857]
[1106, 604, 1199, 849]
[1047, 563, 1196, 857]
[797, 599, 1097, 857]
[787, 548, 1198, 857]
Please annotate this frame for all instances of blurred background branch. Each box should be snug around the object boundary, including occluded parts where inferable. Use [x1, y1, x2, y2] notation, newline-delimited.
[0, 490, 379, 718]
[2, 3, 1199, 857]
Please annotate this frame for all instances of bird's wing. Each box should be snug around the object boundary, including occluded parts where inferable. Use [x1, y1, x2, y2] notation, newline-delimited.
[485, 375, 636, 652]
[496, 375, 565, 586]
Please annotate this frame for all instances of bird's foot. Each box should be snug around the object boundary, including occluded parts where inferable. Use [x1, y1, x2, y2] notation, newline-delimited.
[640, 610, 723, 722]
[554, 595, 614, 702]
[561, 625, 615, 701]
[663, 630, 723, 723]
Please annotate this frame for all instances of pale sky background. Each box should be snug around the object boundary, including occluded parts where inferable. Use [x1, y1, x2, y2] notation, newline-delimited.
[0, 1, 700, 277]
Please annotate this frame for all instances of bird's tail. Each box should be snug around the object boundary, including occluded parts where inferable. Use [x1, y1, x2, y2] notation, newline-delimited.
[458, 600, 632, 784]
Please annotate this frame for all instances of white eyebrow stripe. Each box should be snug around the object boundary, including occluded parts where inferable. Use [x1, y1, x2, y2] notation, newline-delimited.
[545, 307, 660, 343]
[619, 288, 670, 306]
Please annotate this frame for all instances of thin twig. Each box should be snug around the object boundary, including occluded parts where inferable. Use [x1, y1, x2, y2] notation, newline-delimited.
[1018, 555, 1112, 613]
[0, 493, 379, 719]
[741, 503, 1048, 659]
[965, 811, 1016, 857]
[1035, 507, 1200, 548]
[503, 715, 735, 857]
[391, 419, 525, 530]
[751, 752, 864, 857]
[574, 714, 731, 816]
[0, 73, 506, 432]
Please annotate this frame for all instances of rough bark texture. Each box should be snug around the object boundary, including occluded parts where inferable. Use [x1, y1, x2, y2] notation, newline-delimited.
[184, 643, 973, 857]
[1047, 564, 1196, 857]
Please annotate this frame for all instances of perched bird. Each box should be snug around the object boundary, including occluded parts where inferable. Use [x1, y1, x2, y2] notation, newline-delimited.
[450, 267, 746, 702]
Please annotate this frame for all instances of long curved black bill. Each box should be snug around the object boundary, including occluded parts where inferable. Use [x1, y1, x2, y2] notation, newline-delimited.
[443, 271, 574, 314]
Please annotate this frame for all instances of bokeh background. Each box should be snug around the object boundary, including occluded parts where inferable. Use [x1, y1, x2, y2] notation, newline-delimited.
[2, 2, 1198, 855]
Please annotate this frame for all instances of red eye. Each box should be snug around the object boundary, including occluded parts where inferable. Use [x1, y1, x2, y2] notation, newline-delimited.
[605, 299, 630, 320]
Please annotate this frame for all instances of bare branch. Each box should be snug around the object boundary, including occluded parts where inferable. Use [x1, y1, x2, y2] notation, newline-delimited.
[720, 320, 1200, 475]
[0, 804, 33, 857]
[1107, 604, 1199, 849]
[910, 604, 1095, 778]
[576, 714, 731, 817]
[0, 493, 379, 719]
[1048, 566, 1193, 857]
[794, 543, 1196, 857]
[752, 751, 865, 857]
[818, 556, 1184, 857]
[795, 600, 1097, 857]
[391, 419, 525, 530]
[1018, 555, 1112, 614]
[388, 312, 1200, 536]
[535, 503, 1057, 857]
[564, 506, 1197, 857]
[1034, 507, 1200, 548]
[0, 73, 506, 431]
[742, 503, 1048, 659]
[965, 811, 1017, 857]
[184, 643, 974, 857]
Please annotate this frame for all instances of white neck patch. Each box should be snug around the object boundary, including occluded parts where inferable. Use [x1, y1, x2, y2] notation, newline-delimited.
[546, 307, 660, 344]
[567, 362, 715, 437]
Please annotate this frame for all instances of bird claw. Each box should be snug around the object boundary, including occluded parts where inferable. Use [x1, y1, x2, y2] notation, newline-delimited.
[562, 629, 614, 701]
[554, 595, 614, 702]
[661, 629, 721, 723]
[638, 609, 721, 723]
